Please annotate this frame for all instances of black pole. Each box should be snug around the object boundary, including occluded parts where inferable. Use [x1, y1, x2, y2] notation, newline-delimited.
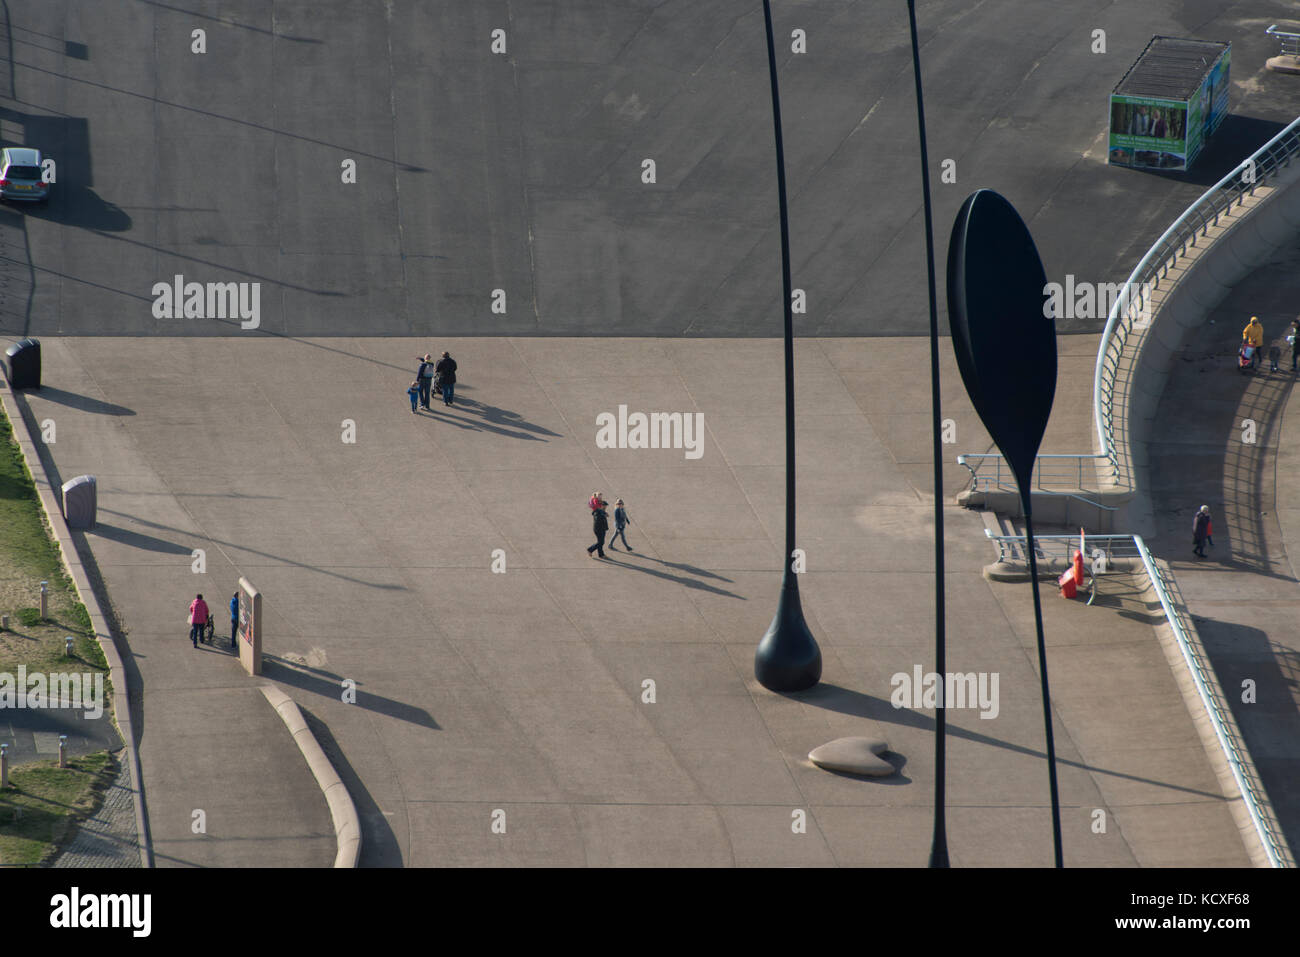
[754, 0, 821, 692]
[1022, 501, 1063, 867]
[905, 0, 949, 869]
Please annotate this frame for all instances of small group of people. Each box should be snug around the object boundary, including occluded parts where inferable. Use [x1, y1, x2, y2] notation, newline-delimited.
[187, 592, 239, 650]
[408, 351, 458, 412]
[1240, 315, 1300, 373]
[586, 492, 631, 559]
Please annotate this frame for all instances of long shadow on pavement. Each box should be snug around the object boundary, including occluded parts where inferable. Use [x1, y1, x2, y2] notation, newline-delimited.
[263, 655, 439, 730]
[92, 522, 194, 555]
[598, 552, 745, 599]
[24, 386, 134, 416]
[787, 682, 1227, 802]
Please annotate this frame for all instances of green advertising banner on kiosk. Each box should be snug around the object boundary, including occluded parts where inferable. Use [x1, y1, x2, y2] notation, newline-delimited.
[1108, 37, 1230, 172]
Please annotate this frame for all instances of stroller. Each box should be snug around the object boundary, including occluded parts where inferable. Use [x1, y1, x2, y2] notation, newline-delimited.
[1239, 342, 1260, 373]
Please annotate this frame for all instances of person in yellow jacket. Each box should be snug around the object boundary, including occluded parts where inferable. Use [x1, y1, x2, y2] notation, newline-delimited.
[1241, 316, 1264, 370]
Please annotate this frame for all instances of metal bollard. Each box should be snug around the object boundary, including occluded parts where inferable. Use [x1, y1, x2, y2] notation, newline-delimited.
[39, 581, 48, 620]
[65, 636, 74, 657]
[1, 743, 7, 788]
[58, 734, 67, 769]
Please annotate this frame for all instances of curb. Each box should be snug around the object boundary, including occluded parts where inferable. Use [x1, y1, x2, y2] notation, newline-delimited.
[0, 372, 152, 868]
[259, 684, 361, 868]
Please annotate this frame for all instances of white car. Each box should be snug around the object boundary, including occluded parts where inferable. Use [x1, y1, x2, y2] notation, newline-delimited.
[0, 147, 49, 203]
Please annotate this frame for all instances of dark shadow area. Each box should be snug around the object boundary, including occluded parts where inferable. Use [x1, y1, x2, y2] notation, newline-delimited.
[90, 522, 193, 555]
[1139, 115, 1288, 188]
[1146, 323, 1293, 580]
[617, 551, 734, 583]
[1188, 615, 1300, 857]
[599, 552, 744, 598]
[298, 705, 403, 867]
[64, 41, 87, 60]
[418, 400, 551, 442]
[785, 683, 1227, 801]
[1087, 575, 1166, 627]
[452, 394, 562, 439]
[262, 655, 439, 730]
[0, 108, 132, 232]
[31, 386, 134, 416]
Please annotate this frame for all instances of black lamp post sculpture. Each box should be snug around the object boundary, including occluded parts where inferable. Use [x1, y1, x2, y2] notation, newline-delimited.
[902, 0, 950, 867]
[946, 188, 1063, 867]
[753, 0, 822, 692]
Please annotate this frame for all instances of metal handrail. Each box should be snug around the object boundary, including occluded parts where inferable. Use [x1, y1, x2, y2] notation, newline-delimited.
[957, 452, 1113, 490]
[983, 530, 1134, 564]
[1094, 116, 1300, 488]
[982, 530, 1292, 867]
[1133, 537, 1291, 869]
[957, 453, 1118, 512]
[1268, 24, 1300, 59]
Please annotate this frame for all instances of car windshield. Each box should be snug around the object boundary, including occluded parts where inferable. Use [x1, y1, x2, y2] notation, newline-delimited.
[5, 166, 41, 180]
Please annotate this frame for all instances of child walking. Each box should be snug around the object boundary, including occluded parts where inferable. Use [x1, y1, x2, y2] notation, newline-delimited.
[609, 498, 632, 550]
[407, 380, 421, 413]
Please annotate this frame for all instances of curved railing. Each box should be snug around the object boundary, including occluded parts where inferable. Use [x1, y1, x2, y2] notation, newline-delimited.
[981, 530, 1293, 867]
[1134, 537, 1292, 869]
[1094, 116, 1300, 487]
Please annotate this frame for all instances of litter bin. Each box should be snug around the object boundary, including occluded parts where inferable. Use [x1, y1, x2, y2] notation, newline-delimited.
[4, 338, 41, 390]
[62, 475, 97, 529]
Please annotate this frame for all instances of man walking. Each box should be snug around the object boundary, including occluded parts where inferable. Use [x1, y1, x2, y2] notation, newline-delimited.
[1289, 319, 1299, 373]
[415, 354, 435, 410]
[230, 592, 240, 650]
[587, 502, 609, 559]
[188, 593, 209, 648]
[434, 351, 457, 407]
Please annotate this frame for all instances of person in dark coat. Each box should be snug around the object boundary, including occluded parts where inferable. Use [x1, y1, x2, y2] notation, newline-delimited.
[415, 354, 435, 410]
[434, 351, 457, 407]
[1192, 505, 1211, 557]
[587, 504, 609, 559]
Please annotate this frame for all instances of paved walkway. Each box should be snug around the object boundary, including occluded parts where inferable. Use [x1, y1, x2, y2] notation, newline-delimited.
[1146, 229, 1300, 854]
[52, 749, 141, 868]
[18, 333, 1252, 866]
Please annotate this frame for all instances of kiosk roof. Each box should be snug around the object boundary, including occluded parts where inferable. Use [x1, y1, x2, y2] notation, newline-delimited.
[1114, 36, 1230, 100]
